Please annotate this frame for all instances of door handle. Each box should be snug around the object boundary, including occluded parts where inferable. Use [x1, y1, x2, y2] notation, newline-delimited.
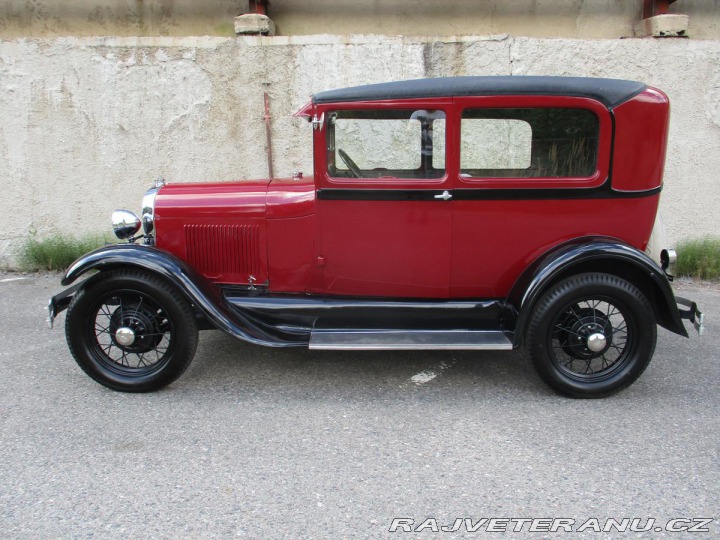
[434, 190, 452, 201]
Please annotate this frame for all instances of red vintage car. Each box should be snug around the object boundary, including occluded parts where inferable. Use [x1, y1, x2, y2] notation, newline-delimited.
[49, 76, 703, 397]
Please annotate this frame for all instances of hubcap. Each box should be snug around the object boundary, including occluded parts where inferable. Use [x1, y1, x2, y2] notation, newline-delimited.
[93, 292, 174, 370]
[586, 332, 607, 352]
[551, 298, 630, 378]
[115, 327, 136, 346]
[559, 307, 613, 359]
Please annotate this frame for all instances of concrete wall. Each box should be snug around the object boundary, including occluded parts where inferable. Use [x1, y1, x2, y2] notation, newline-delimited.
[1, 1, 719, 40]
[1, 34, 719, 266]
[0, 1, 249, 38]
[270, 0, 720, 40]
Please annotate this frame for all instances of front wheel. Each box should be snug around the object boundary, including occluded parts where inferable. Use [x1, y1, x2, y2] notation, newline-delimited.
[524, 273, 657, 398]
[65, 269, 199, 392]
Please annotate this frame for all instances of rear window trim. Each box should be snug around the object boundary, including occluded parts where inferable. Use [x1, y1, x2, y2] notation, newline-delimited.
[454, 96, 611, 190]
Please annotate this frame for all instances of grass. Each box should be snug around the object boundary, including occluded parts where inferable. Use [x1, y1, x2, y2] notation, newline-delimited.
[676, 236, 720, 281]
[19, 233, 108, 272]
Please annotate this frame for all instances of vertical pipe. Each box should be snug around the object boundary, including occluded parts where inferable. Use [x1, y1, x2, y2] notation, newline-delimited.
[643, 0, 673, 18]
[264, 91, 274, 179]
[251, 0, 268, 16]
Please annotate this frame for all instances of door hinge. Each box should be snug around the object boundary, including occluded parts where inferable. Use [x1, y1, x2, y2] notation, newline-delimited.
[312, 113, 325, 131]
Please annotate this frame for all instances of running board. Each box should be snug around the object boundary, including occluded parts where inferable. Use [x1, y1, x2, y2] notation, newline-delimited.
[309, 330, 513, 351]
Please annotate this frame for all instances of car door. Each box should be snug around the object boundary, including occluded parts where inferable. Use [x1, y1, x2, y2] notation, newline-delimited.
[311, 100, 454, 298]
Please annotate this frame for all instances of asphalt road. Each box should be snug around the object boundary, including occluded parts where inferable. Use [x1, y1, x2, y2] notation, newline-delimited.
[1, 273, 718, 539]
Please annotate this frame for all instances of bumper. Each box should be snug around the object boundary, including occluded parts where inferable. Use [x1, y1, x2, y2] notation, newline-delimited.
[676, 296, 704, 336]
[47, 281, 83, 329]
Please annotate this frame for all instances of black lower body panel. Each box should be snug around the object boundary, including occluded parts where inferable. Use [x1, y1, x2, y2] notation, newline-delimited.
[222, 291, 513, 349]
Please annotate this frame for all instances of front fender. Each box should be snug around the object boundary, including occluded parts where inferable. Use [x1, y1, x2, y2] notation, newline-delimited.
[63, 243, 201, 287]
[56, 244, 305, 347]
[507, 237, 688, 346]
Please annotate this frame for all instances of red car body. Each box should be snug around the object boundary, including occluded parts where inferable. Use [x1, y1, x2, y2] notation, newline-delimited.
[154, 86, 668, 300]
[51, 76, 703, 396]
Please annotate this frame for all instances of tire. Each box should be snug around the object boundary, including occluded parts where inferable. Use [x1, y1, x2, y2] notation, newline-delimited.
[65, 269, 199, 392]
[524, 273, 656, 398]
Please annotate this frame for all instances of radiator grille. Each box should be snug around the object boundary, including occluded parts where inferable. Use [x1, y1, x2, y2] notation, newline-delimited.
[184, 224, 260, 277]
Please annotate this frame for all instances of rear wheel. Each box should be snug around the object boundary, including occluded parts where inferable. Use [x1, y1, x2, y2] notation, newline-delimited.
[65, 269, 198, 392]
[525, 273, 656, 398]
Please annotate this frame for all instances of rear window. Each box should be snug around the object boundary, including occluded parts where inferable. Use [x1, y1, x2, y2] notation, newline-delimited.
[461, 108, 599, 178]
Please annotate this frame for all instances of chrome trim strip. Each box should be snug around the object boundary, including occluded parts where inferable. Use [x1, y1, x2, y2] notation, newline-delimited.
[309, 329, 513, 350]
[141, 185, 161, 240]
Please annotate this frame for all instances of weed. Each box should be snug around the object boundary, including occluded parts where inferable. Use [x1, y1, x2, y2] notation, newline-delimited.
[676, 236, 720, 280]
[19, 233, 108, 271]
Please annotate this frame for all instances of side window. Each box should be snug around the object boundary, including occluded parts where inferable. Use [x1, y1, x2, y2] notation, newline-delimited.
[327, 109, 446, 179]
[460, 108, 599, 178]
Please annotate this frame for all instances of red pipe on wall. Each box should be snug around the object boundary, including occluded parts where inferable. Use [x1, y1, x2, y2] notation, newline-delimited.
[264, 91, 274, 179]
[250, 0, 268, 16]
[643, 0, 677, 18]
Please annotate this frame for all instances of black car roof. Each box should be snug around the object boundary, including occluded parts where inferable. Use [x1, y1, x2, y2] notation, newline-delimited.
[312, 76, 647, 108]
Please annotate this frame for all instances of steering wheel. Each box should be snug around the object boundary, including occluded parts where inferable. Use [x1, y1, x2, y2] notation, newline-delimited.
[338, 149, 362, 178]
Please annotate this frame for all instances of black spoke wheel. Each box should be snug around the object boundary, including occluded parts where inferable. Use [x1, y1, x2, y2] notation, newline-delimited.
[66, 269, 198, 392]
[525, 273, 656, 398]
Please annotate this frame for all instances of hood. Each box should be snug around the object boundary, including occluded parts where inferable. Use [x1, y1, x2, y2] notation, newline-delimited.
[154, 179, 271, 220]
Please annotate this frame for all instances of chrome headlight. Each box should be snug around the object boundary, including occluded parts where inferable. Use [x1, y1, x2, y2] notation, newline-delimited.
[112, 209, 141, 239]
[141, 185, 161, 235]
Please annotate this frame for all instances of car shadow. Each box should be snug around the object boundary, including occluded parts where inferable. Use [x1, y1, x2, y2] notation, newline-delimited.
[174, 329, 552, 401]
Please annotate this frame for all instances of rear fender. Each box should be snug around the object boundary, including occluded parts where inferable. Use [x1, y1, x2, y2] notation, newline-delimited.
[507, 237, 688, 347]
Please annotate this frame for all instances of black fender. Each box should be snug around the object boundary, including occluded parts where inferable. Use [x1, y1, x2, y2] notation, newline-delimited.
[56, 244, 307, 347]
[506, 237, 688, 347]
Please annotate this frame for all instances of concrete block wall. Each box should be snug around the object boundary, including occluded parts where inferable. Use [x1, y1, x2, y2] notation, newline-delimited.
[0, 35, 719, 266]
[3, 1, 719, 40]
